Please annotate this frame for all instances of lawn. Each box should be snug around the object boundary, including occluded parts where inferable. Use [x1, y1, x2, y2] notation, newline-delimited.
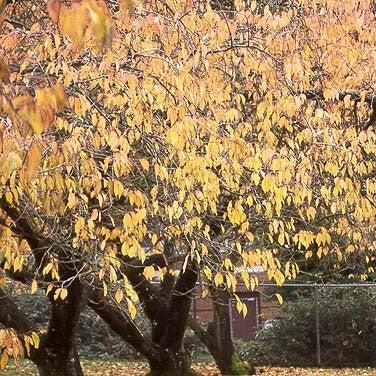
[3, 360, 376, 375]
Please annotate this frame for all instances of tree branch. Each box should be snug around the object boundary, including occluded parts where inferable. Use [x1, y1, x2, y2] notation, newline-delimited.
[88, 288, 159, 362]
[161, 258, 198, 350]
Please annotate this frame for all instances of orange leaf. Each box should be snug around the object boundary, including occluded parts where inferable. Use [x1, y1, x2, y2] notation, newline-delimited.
[59, 5, 90, 51]
[85, 0, 113, 50]
[47, 0, 61, 23]
[0, 58, 9, 83]
[53, 82, 65, 110]
[24, 142, 42, 183]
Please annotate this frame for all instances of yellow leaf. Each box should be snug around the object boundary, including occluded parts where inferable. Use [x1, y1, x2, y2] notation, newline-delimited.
[242, 303, 248, 318]
[74, 217, 85, 235]
[315, 108, 324, 118]
[214, 272, 224, 286]
[13, 256, 23, 272]
[24, 142, 42, 183]
[275, 293, 283, 305]
[236, 300, 242, 314]
[261, 175, 275, 193]
[67, 192, 76, 209]
[115, 289, 123, 303]
[31, 332, 40, 349]
[224, 258, 233, 270]
[4, 191, 12, 204]
[344, 94, 352, 108]
[60, 288, 68, 300]
[151, 234, 158, 245]
[203, 266, 212, 280]
[113, 180, 124, 198]
[250, 277, 256, 291]
[54, 288, 61, 301]
[27, 107, 45, 136]
[0, 351, 8, 369]
[143, 265, 155, 280]
[46, 284, 54, 296]
[250, 0, 257, 11]
[140, 158, 149, 170]
[278, 232, 284, 246]
[31, 280, 38, 294]
[201, 288, 209, 298]
[201, 244, 208, 255]
[323, 88, 336, 100]
[127, 299, 137, 319]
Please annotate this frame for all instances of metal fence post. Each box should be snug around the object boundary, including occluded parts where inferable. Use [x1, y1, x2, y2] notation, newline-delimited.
[314, 284, 321, 366]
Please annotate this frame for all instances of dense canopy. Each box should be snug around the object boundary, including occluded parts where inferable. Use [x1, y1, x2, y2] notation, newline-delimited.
[0, 0, 375, 373]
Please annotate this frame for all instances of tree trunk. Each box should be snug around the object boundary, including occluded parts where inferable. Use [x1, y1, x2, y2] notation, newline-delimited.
[0, 284, 84, 376]
[190, 288, 254, 375]
[35, 280, 85, 376]
[147, 259, 199, 376]
[36, 350, 83, 376]
[0, 200, 85, 375]
[212, 288, 254, 375]
[90, 288, 195, 376]
[148, 349, 196, 376]
[90, 254, 199, 376]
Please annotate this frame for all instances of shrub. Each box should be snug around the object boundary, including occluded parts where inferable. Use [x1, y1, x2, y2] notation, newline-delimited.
[244, 287, 376, 366]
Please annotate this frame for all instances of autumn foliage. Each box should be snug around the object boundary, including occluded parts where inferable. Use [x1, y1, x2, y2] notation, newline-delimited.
[0, 0, 376, 373]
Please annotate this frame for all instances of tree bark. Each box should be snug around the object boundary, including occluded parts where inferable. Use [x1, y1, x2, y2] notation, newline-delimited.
[0, 283, 83, 376]
[147, 259, 199, 376]
[94, 255, 199, 376]
[36, 350, 82, 376]
[33, 280, 85, 376]
[0, 270, 84, 375]
[89, 288, 195, 376]
[148, 351, 195, 376]
[122, 253, 197, 375]
[0, 200, 85, 375]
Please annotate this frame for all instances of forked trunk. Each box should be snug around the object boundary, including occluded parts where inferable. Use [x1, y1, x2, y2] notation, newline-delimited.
[92, 257, 199, 376]
[147, 259, 199, 376]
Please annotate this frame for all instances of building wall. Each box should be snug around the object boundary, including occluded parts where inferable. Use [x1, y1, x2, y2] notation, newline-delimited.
[191, 275, 281, 340]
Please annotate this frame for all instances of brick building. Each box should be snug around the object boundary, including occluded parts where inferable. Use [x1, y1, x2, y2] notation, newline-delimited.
[191, 267, 279, 341]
